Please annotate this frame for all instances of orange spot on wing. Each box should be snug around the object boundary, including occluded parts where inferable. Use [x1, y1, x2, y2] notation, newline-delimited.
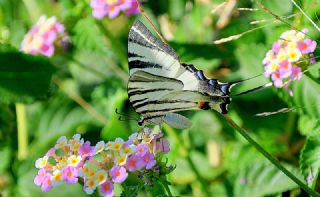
[198, 102, 205, 109]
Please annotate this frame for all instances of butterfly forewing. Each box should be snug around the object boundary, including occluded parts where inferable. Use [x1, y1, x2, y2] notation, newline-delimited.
[127, 20, 233, 128]
[128, 21, 199, 91]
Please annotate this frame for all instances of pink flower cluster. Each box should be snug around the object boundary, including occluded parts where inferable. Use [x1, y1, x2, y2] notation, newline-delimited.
[90, 0, 139, 19]
[21, 16, 68, 57]
[263, 29, 316, 91]
[80, 128, 169, 196]
[34, 128, 170, 196]
[34, 134, 94, 192]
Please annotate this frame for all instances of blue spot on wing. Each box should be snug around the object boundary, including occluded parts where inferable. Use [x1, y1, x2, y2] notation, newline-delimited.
[196, 71, 206, 80]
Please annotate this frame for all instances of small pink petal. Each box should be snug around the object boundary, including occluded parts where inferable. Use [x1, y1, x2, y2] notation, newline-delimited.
[40, 44, 55, 57]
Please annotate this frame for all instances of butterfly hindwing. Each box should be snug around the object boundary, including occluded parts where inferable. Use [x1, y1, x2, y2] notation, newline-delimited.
[162, 113, 192, 129]
[128, 70, 200, 119]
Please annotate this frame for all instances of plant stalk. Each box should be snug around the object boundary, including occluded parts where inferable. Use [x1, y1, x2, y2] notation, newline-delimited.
[16, 103, 28, 160]
[223, 114, 320, 197]
[290, 0, 320, 32]
[160, 179, 173, 196]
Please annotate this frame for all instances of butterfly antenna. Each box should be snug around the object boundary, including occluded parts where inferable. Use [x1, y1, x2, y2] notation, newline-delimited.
[135, 0, 169, 45]
[228, 73, 263, 86]
[231, 82, 273, 97]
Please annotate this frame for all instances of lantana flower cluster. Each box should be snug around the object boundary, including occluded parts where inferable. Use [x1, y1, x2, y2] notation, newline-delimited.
[263, 29, 317, 91]
[21, 16, 68, 57]
[90, 0, 139, 19]
[34, 128, 170, 196]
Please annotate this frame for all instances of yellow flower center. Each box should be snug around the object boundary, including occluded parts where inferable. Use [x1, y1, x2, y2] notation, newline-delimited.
[98, 174, 105, 182]
[54, 174, 61, 181]
[88, 180, 95, 187]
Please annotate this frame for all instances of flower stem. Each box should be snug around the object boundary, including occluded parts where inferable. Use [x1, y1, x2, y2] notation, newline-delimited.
[223, 114, 320, 197]
[16, 103, 28, 160]
[160, 179, 173, 196]
[53, 77, 108, 125]
[290, 0, 320, 32]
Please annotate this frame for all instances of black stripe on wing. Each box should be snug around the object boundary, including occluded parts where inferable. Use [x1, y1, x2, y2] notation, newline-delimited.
[129, 60, 162, 70]
[128, 52, 144, 58]
[133, 100, 196, 109]
[128, 88, 174, 97]
[128, 20, 179, 62]
[128, 70, 184, 88]
[139, 106, 196, 116]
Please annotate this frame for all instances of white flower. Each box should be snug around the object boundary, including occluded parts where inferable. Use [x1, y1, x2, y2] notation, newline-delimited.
[94, 141, 105, 154]
[67, 155, 82, 166]
[35, 156, 48, 168]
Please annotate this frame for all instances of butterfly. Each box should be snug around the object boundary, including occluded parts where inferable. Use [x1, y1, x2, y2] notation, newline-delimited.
[127, 20, 263, 129]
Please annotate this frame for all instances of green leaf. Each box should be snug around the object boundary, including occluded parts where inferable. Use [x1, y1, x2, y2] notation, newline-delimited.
[0, 147, 11, 173]
[48, 156, 57, 166]
[169, 0, 186, 20]
[0, 45, 55, 103]
[300, 134, 320, 187]
[298, 115, 320, 136]
[189, 111, 222, 147]
[233, 161, 301, 196]
[71, 18, 110, 54]
[291, 74, 320, 118]
[120, 185, 139, 197]
[170, 151, 224, 184]
[55, 149, 64, 157]
[28, 93, 96, 156]
[170, 42, 224, 70]
[101, 90, 130, 140]
[277, 63, 320, 122]
[18, 169, 87, 197]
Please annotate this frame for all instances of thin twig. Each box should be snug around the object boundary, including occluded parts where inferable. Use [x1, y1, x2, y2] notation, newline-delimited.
[53, 77, 108, 125]
[135, 0, 169, 46]
[213, 14, 295, 44]
[290, 0, 320, 32]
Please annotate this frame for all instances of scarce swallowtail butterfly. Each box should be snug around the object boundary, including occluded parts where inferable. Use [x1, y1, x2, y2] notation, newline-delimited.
[127, 20, 245, 129]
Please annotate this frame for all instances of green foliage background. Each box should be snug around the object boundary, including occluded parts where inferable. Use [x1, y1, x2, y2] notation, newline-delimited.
[0, 0, 320, 196]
